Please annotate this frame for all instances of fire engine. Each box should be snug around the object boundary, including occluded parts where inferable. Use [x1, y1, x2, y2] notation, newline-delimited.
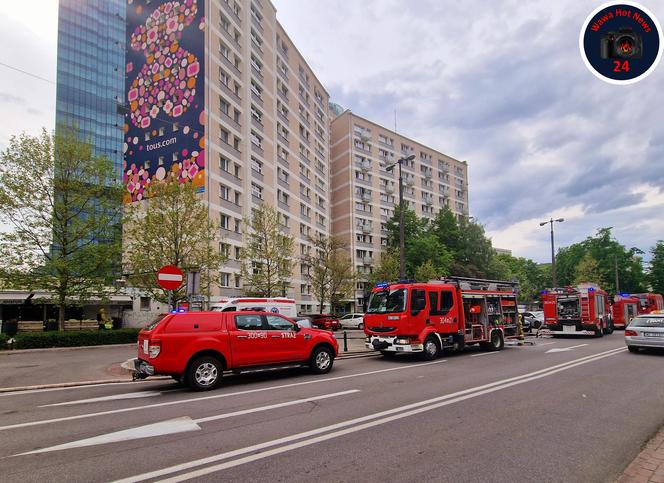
[364, 277, 520, 360]
[630, 293, 664, 315]
[612, 294, 639, 329]
[541, 283, 613, 336]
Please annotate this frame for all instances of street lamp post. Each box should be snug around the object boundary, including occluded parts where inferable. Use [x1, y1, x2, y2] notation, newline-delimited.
[539, 217, 565, 287]
[387, 154, 415, 280]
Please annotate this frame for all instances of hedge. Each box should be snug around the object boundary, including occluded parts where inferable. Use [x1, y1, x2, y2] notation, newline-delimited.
[6, 329, 141, 350]
[0, 333, 8, 349]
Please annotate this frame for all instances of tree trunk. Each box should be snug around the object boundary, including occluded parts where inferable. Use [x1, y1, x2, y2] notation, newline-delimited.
[58, 303, 65, 332]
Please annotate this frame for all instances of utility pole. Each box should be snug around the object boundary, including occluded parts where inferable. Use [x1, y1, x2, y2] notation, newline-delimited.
[539, 217, 565, 287]
[387, 154, 415, 280]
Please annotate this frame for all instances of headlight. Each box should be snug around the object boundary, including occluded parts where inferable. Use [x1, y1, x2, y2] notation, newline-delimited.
[148, 344, 161, 358]
[395, 337, 411, 345]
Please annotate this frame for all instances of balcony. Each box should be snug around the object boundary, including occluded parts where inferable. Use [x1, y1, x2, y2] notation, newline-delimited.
[220, 82, 241, 104]
[219, 54, 241, 78]
[362, 192, 371, 202]
[220, 1, 242, 26]
[424, 171, 433, 179]
[250, 89, 263, 107]
[362, 256, 373, 265]
[405, 177, 415, 187]
[359, 160, 371, 172]
[385, 184, 394, 194]
[251, 116, 263, 133]
[277, 110, 289, 125]
[219, 139, 242, 160]
[360, 225, 372, 234]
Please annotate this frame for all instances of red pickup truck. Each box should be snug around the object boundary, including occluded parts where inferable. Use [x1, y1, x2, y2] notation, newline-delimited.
[132, 311, 338, 390]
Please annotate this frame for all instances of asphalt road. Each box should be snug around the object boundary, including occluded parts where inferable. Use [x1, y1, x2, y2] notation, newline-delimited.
[1, 333, 663, 482]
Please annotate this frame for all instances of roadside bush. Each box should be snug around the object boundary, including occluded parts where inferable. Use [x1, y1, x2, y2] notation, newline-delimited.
[12, 329, 140, 350]
[0, 333, 8, 349]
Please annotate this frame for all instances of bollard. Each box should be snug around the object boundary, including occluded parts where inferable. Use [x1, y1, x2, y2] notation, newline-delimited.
[343, 331, 348, 352]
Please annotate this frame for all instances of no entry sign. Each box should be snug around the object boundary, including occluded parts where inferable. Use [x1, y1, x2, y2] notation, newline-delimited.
[157, 265, 184, 290]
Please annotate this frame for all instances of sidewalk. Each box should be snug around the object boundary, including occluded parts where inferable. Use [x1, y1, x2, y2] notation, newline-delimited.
[618, 425, 664, 482]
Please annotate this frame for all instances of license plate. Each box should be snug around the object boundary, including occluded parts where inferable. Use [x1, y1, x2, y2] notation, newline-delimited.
[644, 332, 664, 338]
[563, 325, 576, 333]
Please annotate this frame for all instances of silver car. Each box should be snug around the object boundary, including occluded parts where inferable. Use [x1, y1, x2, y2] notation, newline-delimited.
[339, 313, 364, 330]
[625, 314, 664, 353]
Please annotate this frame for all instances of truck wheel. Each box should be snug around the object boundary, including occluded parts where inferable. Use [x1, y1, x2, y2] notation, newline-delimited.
[419, 336, 440, 361]
[380, 350, 396, 358]
[487, 330, 504, 351]
[186, 356, 223, 391]
[309, 346, 334, 374]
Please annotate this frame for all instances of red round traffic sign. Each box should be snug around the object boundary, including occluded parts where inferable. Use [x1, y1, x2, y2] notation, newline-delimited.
[157, 265, 184, 290]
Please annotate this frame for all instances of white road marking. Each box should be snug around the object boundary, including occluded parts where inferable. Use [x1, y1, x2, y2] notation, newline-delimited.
[14, 390, 359, 456]
[115, 346, 627, 483]
[41, 391, 164, 407]
[0, 360, 446, 432]
[537, 342, 557, 347]
[470, 352, 500, 357]
[0, 381, 152, 397]
[546, 343, 589, 354]
[17, 417, 201, 456]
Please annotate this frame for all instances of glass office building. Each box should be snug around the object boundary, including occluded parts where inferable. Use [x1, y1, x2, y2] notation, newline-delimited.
[55, 0, 126, 175]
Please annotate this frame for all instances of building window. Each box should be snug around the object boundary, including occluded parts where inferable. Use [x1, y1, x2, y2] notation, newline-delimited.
[220, 184, 230, 201]
[220, 273, 230, 287]
[140, 296, 150, 311]
[219, 155, 230, 172]
[251, 156, 263, 174]
[251, 182, 263, 199]
[220, 214, 230, 230]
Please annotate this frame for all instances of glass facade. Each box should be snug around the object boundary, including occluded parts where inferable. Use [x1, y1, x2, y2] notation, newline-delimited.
[55, 0, 125, 175]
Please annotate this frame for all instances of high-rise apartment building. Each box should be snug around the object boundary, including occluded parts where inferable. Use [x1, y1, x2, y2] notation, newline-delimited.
[330, 110, 469, 309]
[56, 0, 126, 175]
[124, 0, 331, 313]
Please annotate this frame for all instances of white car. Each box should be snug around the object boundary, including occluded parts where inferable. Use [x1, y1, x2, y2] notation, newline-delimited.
[339, 313, 364, 330]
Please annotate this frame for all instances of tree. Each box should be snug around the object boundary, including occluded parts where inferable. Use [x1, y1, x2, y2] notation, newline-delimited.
[556, 228, 645, 293]
[385, 206, 427, 249]
[406, 234, 453, 279]
[430, 206, 462, 255]
[452, 217, 495, 277]
[574, 252, 605, 286]
[302, 235, 354, 313]
[328, 246, 356, 314]
[123, 179, 226, 307]
[648, 241, 664, 295]
[414, 260, 440, 282]
[241, 204, 294, 297]
[0, 128, 122, 330]
[494, 253, 549, 303]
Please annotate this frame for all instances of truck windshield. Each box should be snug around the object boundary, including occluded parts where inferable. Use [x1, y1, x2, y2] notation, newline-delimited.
[367, 289, 408, 314]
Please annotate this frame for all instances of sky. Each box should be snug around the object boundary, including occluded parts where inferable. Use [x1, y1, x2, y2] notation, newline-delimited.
[0, 0, 663, 264]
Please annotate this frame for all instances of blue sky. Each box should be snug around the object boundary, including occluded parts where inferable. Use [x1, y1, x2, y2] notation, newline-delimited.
[1, 0, 663, 264]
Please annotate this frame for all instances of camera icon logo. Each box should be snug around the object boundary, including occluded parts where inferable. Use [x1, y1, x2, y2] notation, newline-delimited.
[580, 2, 663, 84]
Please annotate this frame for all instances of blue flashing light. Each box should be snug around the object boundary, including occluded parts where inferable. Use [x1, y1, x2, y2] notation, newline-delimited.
[177, 308, 186, 313]
[540, 290, 547, 295]
[620, 293, 630, 297]
[170, 310, 177, 314]
[375, 282, 389, 290]
[588, 287, 595, 292]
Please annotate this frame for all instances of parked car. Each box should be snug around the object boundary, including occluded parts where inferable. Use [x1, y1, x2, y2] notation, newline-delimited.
[293, 316, 314, 329]
[304, 314, 341, 331]
[625, 313, 664, 353]
[132, 311, 338, 390]
[522, 311, 544, 332]
[339, 313, 365, 330]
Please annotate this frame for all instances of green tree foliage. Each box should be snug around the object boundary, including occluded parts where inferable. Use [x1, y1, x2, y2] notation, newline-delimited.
[492, 254, 550, 303]
[366, 249, 400, 287]
[240, 204, 294, 297]
[385, 206, 428, 249]
[414, 260, 440, 282]
[302, 235, 355, 313]
[647, 241, 664, 295]
[573, 252, 605, 286]
[556, 228, 645, 293]
[123, 179, 226, 307]
[0, 128, 122, 330]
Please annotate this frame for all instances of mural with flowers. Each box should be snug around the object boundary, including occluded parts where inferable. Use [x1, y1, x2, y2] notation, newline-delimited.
[123, 0, 205, 203]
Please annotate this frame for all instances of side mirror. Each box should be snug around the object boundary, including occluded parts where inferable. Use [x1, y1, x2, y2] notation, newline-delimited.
[294, 323, 302, 332]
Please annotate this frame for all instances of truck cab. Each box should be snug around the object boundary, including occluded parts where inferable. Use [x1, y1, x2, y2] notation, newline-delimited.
[631, 293, 664, 315]
[612, 295, 639, 329]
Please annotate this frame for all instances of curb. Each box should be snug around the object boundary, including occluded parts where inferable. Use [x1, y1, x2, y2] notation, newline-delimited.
[0, 343, 136, 355]
[0, 377, 165, 394]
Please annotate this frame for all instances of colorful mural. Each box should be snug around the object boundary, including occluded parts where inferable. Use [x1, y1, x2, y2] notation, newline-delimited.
[123, 0, 206, 202]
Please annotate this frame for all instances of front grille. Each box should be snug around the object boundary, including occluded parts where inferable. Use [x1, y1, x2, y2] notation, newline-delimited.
[369, 326, 396, 333]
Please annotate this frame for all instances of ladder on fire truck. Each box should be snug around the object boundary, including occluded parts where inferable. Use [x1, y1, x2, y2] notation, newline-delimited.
[434, 276, 519, 293]
[580, 297, 591, 319]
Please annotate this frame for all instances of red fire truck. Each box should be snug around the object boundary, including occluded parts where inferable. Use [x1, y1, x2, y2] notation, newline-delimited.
[364, 277, 520, 360]
[541, 283, 613, 336]
[612, 295, 639, 329]
[630, 293, 664, 315]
